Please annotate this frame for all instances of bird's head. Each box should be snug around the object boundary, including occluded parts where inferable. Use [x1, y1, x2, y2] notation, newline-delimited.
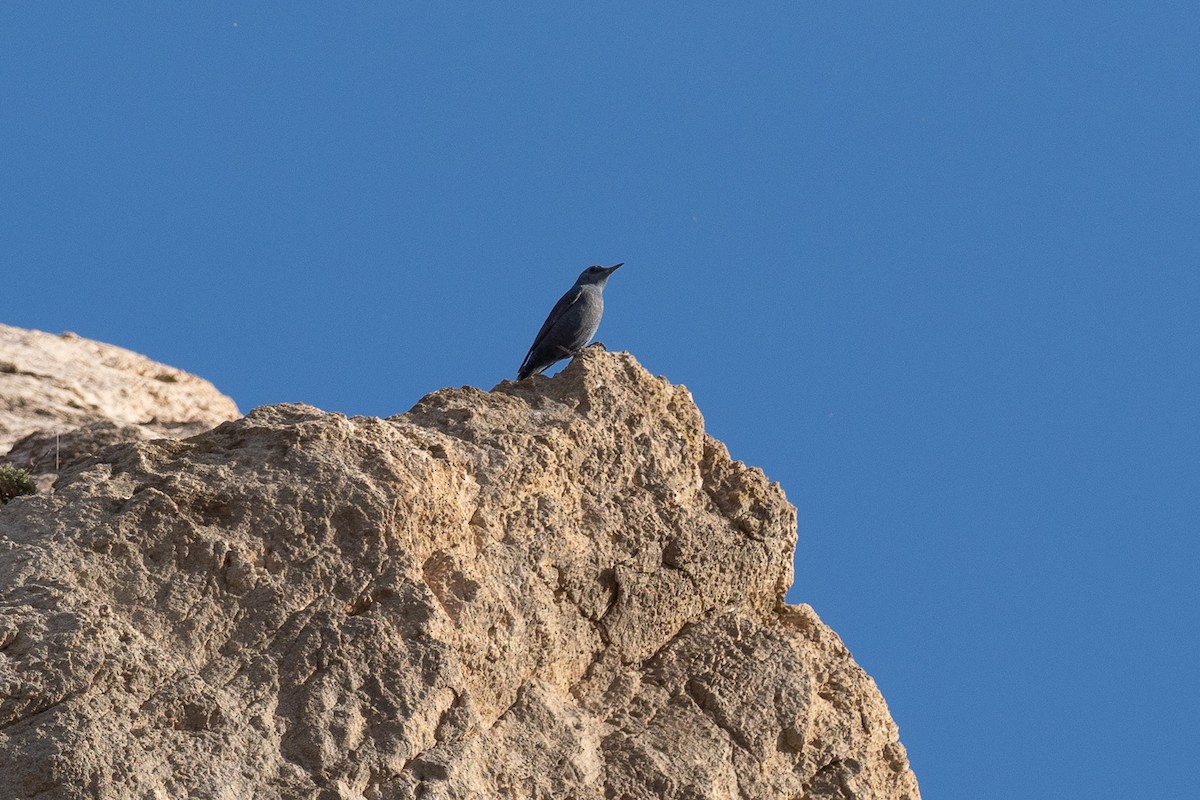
[575, 263, 623, 286]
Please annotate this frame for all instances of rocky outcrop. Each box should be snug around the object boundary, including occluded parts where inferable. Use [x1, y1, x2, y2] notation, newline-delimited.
[0, 347, 919, 799]
[0, 323, 239, 456]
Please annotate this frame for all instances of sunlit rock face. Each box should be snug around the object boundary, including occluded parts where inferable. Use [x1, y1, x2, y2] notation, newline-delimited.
[0, 345, 919, 800]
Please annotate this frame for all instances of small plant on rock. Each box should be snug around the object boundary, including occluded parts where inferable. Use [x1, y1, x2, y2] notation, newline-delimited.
[0, 464, 37, 504]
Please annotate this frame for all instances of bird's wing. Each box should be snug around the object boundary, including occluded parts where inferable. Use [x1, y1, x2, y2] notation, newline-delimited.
[520, 286, 583, 370]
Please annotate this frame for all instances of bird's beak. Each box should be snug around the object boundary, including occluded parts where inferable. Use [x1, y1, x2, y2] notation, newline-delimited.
[606, 263, 624, 274]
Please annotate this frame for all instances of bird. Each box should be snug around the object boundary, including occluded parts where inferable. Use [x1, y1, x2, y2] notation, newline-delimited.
[516, 263, 624, 380]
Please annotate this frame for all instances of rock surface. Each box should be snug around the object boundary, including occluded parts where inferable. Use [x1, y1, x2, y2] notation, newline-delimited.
[0, 323, 240, 456]
[0, 348, 919, 799]
[3, 422, 153, 485]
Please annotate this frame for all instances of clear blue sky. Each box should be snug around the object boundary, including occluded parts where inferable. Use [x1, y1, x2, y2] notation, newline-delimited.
[4, 5, 1198, 796]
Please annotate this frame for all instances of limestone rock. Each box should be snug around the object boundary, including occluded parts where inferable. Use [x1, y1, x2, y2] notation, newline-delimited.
[0, 348, 919, 799]
[0, 323, 240, 455]
[3, 421, 151, 475]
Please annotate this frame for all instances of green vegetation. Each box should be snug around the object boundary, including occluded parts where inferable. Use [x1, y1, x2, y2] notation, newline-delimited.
[0, 464, 37, 504]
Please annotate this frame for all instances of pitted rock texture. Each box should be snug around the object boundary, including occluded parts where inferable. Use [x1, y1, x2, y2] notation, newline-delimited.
[4, 421, 150, 476]
[0, 323, 239, 455]
[0, 349, 919, 799]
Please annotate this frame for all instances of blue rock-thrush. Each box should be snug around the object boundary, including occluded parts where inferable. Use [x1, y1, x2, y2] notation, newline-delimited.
[517, 263, 623, 380]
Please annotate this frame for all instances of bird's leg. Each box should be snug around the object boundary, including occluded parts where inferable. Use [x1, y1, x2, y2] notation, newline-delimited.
[558, 341, 607, 361]
[553, 342, 607, 365]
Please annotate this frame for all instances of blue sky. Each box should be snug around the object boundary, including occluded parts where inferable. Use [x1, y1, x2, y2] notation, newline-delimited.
[4, 4, 1198, 796]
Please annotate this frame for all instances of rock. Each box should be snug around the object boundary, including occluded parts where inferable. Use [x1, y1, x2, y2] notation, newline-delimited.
[3, 421, 152, 475]
[0, 323, 240, 455]
[0, 348, 920, 799]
